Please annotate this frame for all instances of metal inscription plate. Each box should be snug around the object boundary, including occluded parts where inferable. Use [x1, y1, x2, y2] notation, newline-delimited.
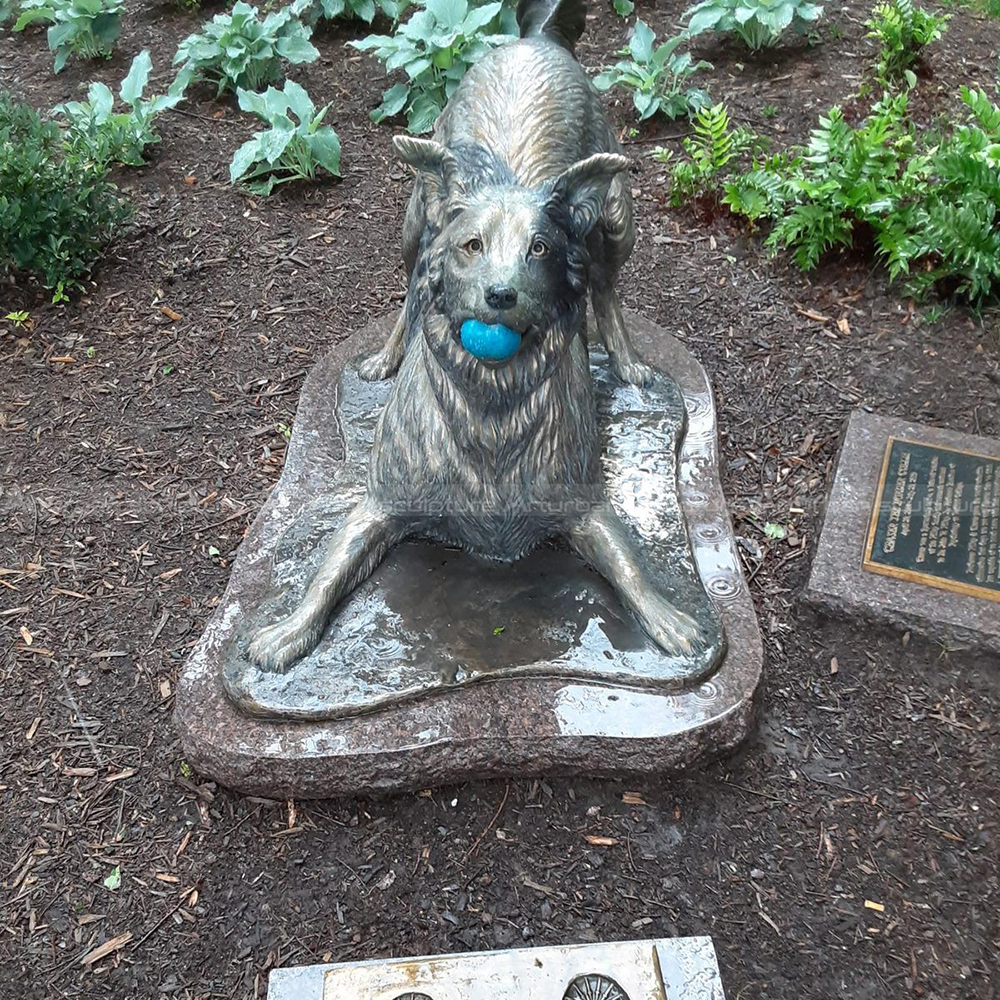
[864, 436, 1000, 601]
[267, 939, 726, 1000]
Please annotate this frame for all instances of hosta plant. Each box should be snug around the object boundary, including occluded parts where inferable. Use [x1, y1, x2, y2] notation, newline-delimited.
[0, 93, 129, 299]
[866, 0, 949, 88]
[174, 1, 319, 96]
[291, 0, 412, 24]
[654, 102, 764, 204]
[683, 0, 824, 49]
[53, 52, 192, 166]
[14, 0, 123, 72]
[230, 80, 341, 194]
[594, 20, 711, 121]
[350, 0, 515, 134]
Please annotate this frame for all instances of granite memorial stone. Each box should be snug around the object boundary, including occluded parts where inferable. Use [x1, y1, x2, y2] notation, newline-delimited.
[806, 410, 1000, 652]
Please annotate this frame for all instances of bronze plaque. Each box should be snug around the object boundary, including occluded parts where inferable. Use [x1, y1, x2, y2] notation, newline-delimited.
[864, 436, 1000, 601]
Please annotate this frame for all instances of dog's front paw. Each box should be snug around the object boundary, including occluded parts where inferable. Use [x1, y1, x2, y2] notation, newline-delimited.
[247, 611, 325, 672]
[358, 349, 401, 382]
[612, 355, 655, 387]
[633, 590, 704, 658]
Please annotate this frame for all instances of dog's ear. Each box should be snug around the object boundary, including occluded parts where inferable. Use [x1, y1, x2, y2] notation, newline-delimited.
[547, 153, 629, 238]
[393, 135, 465, 201]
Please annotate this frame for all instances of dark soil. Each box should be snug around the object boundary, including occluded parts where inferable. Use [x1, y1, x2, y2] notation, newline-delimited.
[2, 2, 999, 998]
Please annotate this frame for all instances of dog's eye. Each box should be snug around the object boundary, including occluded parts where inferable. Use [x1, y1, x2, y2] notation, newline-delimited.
[464, 237, 483, 255]
[529, 239, 549, 258]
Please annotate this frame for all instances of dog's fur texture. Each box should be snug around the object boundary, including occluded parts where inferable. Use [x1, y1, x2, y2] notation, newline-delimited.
[247, 0, 716, 673]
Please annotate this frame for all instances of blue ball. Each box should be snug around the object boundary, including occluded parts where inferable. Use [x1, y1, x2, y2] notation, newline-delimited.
[460, 319, 522, 363]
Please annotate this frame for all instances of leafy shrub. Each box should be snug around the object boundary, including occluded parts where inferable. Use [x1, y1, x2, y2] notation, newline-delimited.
[350, 0, 515, 134]
[52, 52, 191, 166]
[722, 88, 1000, 304]
[291, 0, 411, 24]
[0, 94, 129, 299]
[593, 19, 711, 121]
[683, 0, 824, 49]
[866, 0, 949, 88]
[654, 102, 764, 204]
[14, 0, 123, 73]
[724, 93, 917, 265]
[230, 80, 341, 194]
[174, 1, 319, 96]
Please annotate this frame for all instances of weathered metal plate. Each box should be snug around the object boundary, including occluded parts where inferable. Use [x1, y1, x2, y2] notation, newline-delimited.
[864, 435, 1000, 601]
[267, 938, 726, 1000]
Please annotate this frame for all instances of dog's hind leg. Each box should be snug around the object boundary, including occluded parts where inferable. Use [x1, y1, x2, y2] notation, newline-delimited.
[359, 310, 407, 381]
[566, 504, 713, 671]
[591, 283, 655, 388]
[247, 497, 400, 671]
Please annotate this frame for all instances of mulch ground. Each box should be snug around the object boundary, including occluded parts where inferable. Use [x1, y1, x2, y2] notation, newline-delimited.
[2, 1, 999, 998]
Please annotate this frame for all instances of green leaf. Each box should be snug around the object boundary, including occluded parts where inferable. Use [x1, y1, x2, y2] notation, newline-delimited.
[423, 0, 466, 27]
[103, 866, 121, 890]
[304, 127, 342, 175]
[628, 19, 656, 64]
[120, 52, 152, 106]
[634, 89, 657, 120]
[237, 87, 271, 120]
[275, 30, 319, 64]
[90, 83, 115, 121]
[685, 4, 727, 36]
[230, 137, 261, 181]
[407, 91, 443, 133]
[258, 119, 294, 161]
[461, 0, 502, 34]
[763, 521, 786, 540]
[379, 81, 410, 118]
[14, 5, 56, 30]
[91, 11, 122, 52]
[282, 79, 316, 124]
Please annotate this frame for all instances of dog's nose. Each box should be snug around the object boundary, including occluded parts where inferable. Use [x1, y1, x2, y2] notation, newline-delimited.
[485, 283, 517, 310]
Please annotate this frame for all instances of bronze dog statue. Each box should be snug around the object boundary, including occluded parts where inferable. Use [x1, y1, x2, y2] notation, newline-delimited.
[247, 0, 716, 673]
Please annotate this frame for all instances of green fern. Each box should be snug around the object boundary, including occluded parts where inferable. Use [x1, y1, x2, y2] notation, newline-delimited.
[723, 85, 1000, 306]
[722, 157, 792, 220]
[866, 0, 949, 88]
[657, 102, 766, 204]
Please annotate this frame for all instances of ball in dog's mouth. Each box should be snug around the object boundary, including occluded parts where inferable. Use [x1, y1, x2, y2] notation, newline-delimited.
[460, 319, 522, 364]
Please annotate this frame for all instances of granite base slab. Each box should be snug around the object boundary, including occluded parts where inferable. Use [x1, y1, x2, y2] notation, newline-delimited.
[804, 410, 1000, 653]
[175, 312, 763, 798]
[267, 937, 726, 1000]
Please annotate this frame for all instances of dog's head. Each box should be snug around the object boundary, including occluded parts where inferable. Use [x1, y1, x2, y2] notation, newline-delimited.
[395, 137, 628, 361]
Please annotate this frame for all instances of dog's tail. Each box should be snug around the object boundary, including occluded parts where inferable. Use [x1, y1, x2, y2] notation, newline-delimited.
[516, 0, 588, 51]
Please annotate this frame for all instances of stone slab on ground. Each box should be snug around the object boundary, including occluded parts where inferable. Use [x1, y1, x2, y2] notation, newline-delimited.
[267, 937, 726, 1000]
[175, 312, 764, 798]
[804, 410, 1000, 653]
